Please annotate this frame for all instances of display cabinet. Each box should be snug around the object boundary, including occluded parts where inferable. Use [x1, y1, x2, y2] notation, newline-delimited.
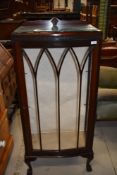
[12, 18, 102, 175]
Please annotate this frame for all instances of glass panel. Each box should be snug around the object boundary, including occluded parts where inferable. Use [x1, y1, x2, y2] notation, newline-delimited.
[37, 52, 58, 150]
[60, 49, 78, 149]
[79, 53, 89, 147]
[24, 49, 40, 67]
[23, 47, 90, 151]
[48, 48, 65, 66]
[23, 49, 41, 149]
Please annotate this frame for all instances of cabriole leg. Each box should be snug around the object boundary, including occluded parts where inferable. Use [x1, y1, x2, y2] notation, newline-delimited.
[86, 152, 93, 172]
[27, 163, 32, 175]
[25, 158, 33, 175]
[86, 158, 92, 172]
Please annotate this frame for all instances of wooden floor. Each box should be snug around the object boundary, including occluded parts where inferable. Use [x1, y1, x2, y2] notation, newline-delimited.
[4, 110, 117, 175]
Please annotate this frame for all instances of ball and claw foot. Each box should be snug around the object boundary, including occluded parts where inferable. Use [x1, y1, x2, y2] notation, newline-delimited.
[86, 159, 92, 172]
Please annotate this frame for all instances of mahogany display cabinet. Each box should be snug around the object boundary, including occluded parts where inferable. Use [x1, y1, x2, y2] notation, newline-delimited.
[11, 18, 102, 175]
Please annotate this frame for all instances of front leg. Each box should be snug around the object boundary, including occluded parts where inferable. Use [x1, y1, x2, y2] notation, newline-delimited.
[25, 157, 36, 175]
[86, 157, 93, 172]
[86, 151, 94, 172]
[27, 167, 32, 175]
[25, 158, 32, 175]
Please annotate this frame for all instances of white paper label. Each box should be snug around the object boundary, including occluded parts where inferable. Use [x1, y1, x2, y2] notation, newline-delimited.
[91, 41, 97, 45]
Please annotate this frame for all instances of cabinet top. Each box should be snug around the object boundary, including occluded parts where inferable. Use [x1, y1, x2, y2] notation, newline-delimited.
[12, 19, 102, 47]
